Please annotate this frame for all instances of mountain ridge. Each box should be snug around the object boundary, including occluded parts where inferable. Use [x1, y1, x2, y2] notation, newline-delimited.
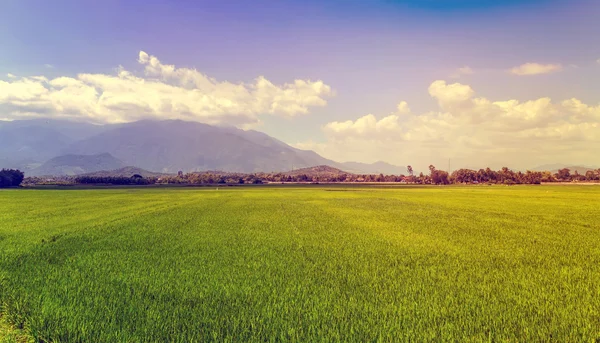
[0, 119, 404, 175]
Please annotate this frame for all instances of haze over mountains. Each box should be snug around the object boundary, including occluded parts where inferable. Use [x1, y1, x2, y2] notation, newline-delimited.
[31, 153, 125, 177]
[530, 164, 598, 175]
[0, 119, 404, 176]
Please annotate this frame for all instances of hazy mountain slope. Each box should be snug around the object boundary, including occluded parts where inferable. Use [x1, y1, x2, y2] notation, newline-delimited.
[0, 119, 110, 169]
[551, 166, 597, 175]
[0, 119, 108, 141]
[532, 164, 598, 174]
[2, 118, 404, 174]
[80, 166, 170, 178]
[63, 120, 340, 173]
[29, 153, 125, 176]
[531, 163, 572, 171]
[221, 127, 339, 168]
[0, 125, 73, 165]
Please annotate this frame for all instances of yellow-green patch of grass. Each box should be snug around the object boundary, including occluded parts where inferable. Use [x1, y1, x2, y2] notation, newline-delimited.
[0, 316, 30, 343]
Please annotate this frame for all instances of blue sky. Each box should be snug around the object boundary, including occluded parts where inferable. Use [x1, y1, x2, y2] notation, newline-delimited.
[1, 0, 599, 170]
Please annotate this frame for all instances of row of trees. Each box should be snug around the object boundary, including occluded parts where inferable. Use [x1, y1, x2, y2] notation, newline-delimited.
[0, 169, 24, 188]
[19, 166, 600, 186]
[152, 166, 600, 185]
[75, 176, 154, 185]
[446, 167, 600, 184]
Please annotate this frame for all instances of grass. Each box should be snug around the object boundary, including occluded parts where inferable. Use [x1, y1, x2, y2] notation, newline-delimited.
[0, 315, 30, 343]
[0, 185, 599, 342]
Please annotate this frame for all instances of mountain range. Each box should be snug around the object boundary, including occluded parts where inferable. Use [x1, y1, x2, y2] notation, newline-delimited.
[0, 119, 405, 176]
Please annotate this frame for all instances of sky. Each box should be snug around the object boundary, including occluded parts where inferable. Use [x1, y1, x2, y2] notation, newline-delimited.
[1, 0, 599, 171]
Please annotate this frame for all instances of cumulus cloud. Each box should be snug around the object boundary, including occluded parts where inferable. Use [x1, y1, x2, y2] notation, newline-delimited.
[450, 66, 474, 79]
[324, 114, 403, 139]
[428, 80, 474, 106]
[308, 80, 600, 170]
[396, 101, 411, 115]
[0, 51, 334, 126]
[509, 63, 562, 76]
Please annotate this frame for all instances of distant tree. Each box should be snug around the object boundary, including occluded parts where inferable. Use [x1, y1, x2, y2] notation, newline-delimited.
[75, 175, 152, 185]
[451, 169, 477, 183]
[541, 171, 555, 183]
[0, 169, 24, 188]
[498, 167, 515, 183]
[585, 170, 596, 181]
[0, 173, 9, 188]
[523, 171, 542, 184]
[407, 165, 414, 176]
[556, 168, 571, 181]
[431, 169, 449, 185]
[485, 167, 497, 183]
[427, 165, 446, 185]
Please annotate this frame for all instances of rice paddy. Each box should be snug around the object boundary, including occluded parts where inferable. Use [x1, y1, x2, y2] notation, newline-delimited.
[1, 185, 599, 342]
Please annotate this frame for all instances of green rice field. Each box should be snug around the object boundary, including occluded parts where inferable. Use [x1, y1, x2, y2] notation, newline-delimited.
[1, 185, 599, 342]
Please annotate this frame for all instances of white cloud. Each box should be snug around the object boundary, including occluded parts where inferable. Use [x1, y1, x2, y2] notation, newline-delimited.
[396, 101, 411, 115]
[0, 51, 334, 126]
[509, 63, 562, 76]
[324, 113, 402, 139]
[428, 80, 474, 105]
[308, 80, 600, 170]
[597, 58, 600, 64]
[44, 64, 55, 69]
[450, 66, 474, 79]
[6, 73, 16, 79]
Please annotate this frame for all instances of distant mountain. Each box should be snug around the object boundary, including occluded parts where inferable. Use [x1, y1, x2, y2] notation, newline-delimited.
[531, 164, 598, 174]
[531, 163, 571, 171]
[1, 118, 404, 175]
[287, 165, 351, 177]
[0, 119, 108, 141]
[80, 166, 170, 178]
[0, 125, 73, 164]
[62, 120, 342, 173]
[0, 119, 109, 170]
[29, 153, 125, 177]
[552, 166, 597, 175]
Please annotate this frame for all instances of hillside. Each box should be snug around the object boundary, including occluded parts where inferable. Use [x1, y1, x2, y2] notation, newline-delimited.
[1, 119, 404, 174]
[0, 125, 74, 166]
[29, 153, 125, 177]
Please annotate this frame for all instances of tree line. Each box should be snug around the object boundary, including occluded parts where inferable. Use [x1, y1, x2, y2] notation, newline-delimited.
[75, 176, 154, 185]
[17, 165, 600, 186]
[0, 169, 24, 188]
[143, 166, 600, 185]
